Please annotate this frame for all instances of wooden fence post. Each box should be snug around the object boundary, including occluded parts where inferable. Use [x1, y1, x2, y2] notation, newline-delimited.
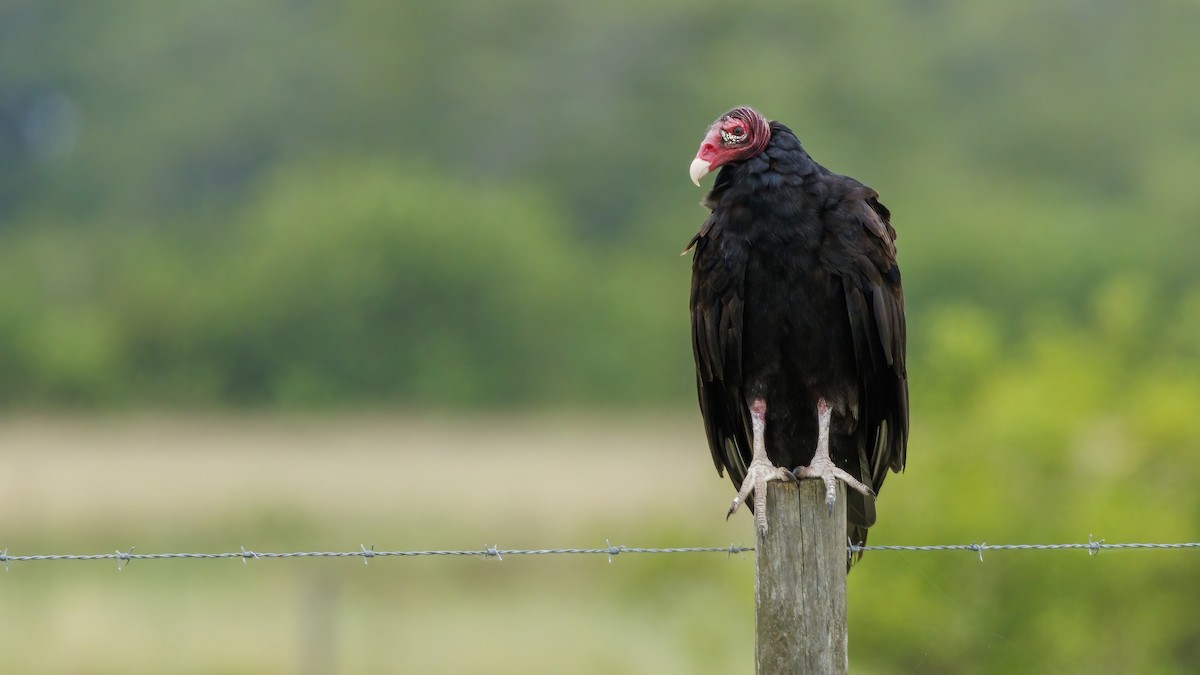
[755, 479, 848, 674]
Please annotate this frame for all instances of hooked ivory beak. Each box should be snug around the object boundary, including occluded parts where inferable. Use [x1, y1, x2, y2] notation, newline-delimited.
[689, 157, 712, 187]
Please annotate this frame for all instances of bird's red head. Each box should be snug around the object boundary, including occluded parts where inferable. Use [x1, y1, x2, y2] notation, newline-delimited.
[689, 106, 772, 186]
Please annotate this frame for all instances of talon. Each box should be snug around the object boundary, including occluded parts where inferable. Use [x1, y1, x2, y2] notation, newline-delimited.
[793, 458, 875, 505]
[729, 457, 794, 537]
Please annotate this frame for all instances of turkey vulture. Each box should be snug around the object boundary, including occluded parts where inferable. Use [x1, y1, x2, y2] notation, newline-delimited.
[686, 106, 908, 547]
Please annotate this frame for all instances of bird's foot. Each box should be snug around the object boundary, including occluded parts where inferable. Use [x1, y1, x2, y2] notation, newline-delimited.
[792, 455, 875, 515]
[727, 458, 796, 539]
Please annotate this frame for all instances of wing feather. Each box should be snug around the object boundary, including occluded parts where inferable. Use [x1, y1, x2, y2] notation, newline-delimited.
[837, 193, 909, 490]
[689, 217, 752, 483]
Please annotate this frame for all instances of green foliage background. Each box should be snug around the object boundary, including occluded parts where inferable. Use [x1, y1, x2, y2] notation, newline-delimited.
[2, 1, 1199, 672]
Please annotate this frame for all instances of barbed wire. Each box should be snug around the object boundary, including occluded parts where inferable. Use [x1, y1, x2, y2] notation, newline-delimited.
[0, 542, 755, 571]
[849, 537, 1200, 561]
[2, 537, 1198, 571]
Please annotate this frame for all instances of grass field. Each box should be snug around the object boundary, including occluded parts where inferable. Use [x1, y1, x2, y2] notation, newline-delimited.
[4, 413, 1198, 674]
[0, 413, 759, 675]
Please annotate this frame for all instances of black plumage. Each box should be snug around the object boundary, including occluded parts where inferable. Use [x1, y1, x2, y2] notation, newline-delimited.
[687, 108, 908, 549]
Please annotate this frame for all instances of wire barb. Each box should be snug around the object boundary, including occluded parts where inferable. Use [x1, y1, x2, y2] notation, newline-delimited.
[605, 539, 620, 563]
[484, 544, 502, 561]
[360, 544, 376, 565]
[239, 546, 259, 564]
[116, 546, 135, 571]
[970, 542, 986, 562]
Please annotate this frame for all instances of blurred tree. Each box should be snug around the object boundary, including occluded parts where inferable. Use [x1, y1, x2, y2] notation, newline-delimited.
[0, 0, 1197, 409]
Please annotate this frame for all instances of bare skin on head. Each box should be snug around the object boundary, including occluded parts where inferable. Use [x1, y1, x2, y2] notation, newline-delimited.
[689, 106, 772, 186]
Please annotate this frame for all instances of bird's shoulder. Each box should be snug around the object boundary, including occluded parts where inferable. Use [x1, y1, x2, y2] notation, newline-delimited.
[791, 170, 898, 272]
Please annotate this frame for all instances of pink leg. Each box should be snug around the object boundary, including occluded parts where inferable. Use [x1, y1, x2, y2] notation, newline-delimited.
[727, 398, 796, 538]
[792, 398, 875, 514]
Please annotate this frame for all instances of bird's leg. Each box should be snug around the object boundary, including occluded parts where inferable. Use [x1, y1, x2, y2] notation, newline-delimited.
[727, 398, 795, 539]
[792, 398, 875, 514]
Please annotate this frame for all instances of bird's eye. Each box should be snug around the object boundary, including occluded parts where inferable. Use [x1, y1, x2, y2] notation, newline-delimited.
[720, 125, 748, 145]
